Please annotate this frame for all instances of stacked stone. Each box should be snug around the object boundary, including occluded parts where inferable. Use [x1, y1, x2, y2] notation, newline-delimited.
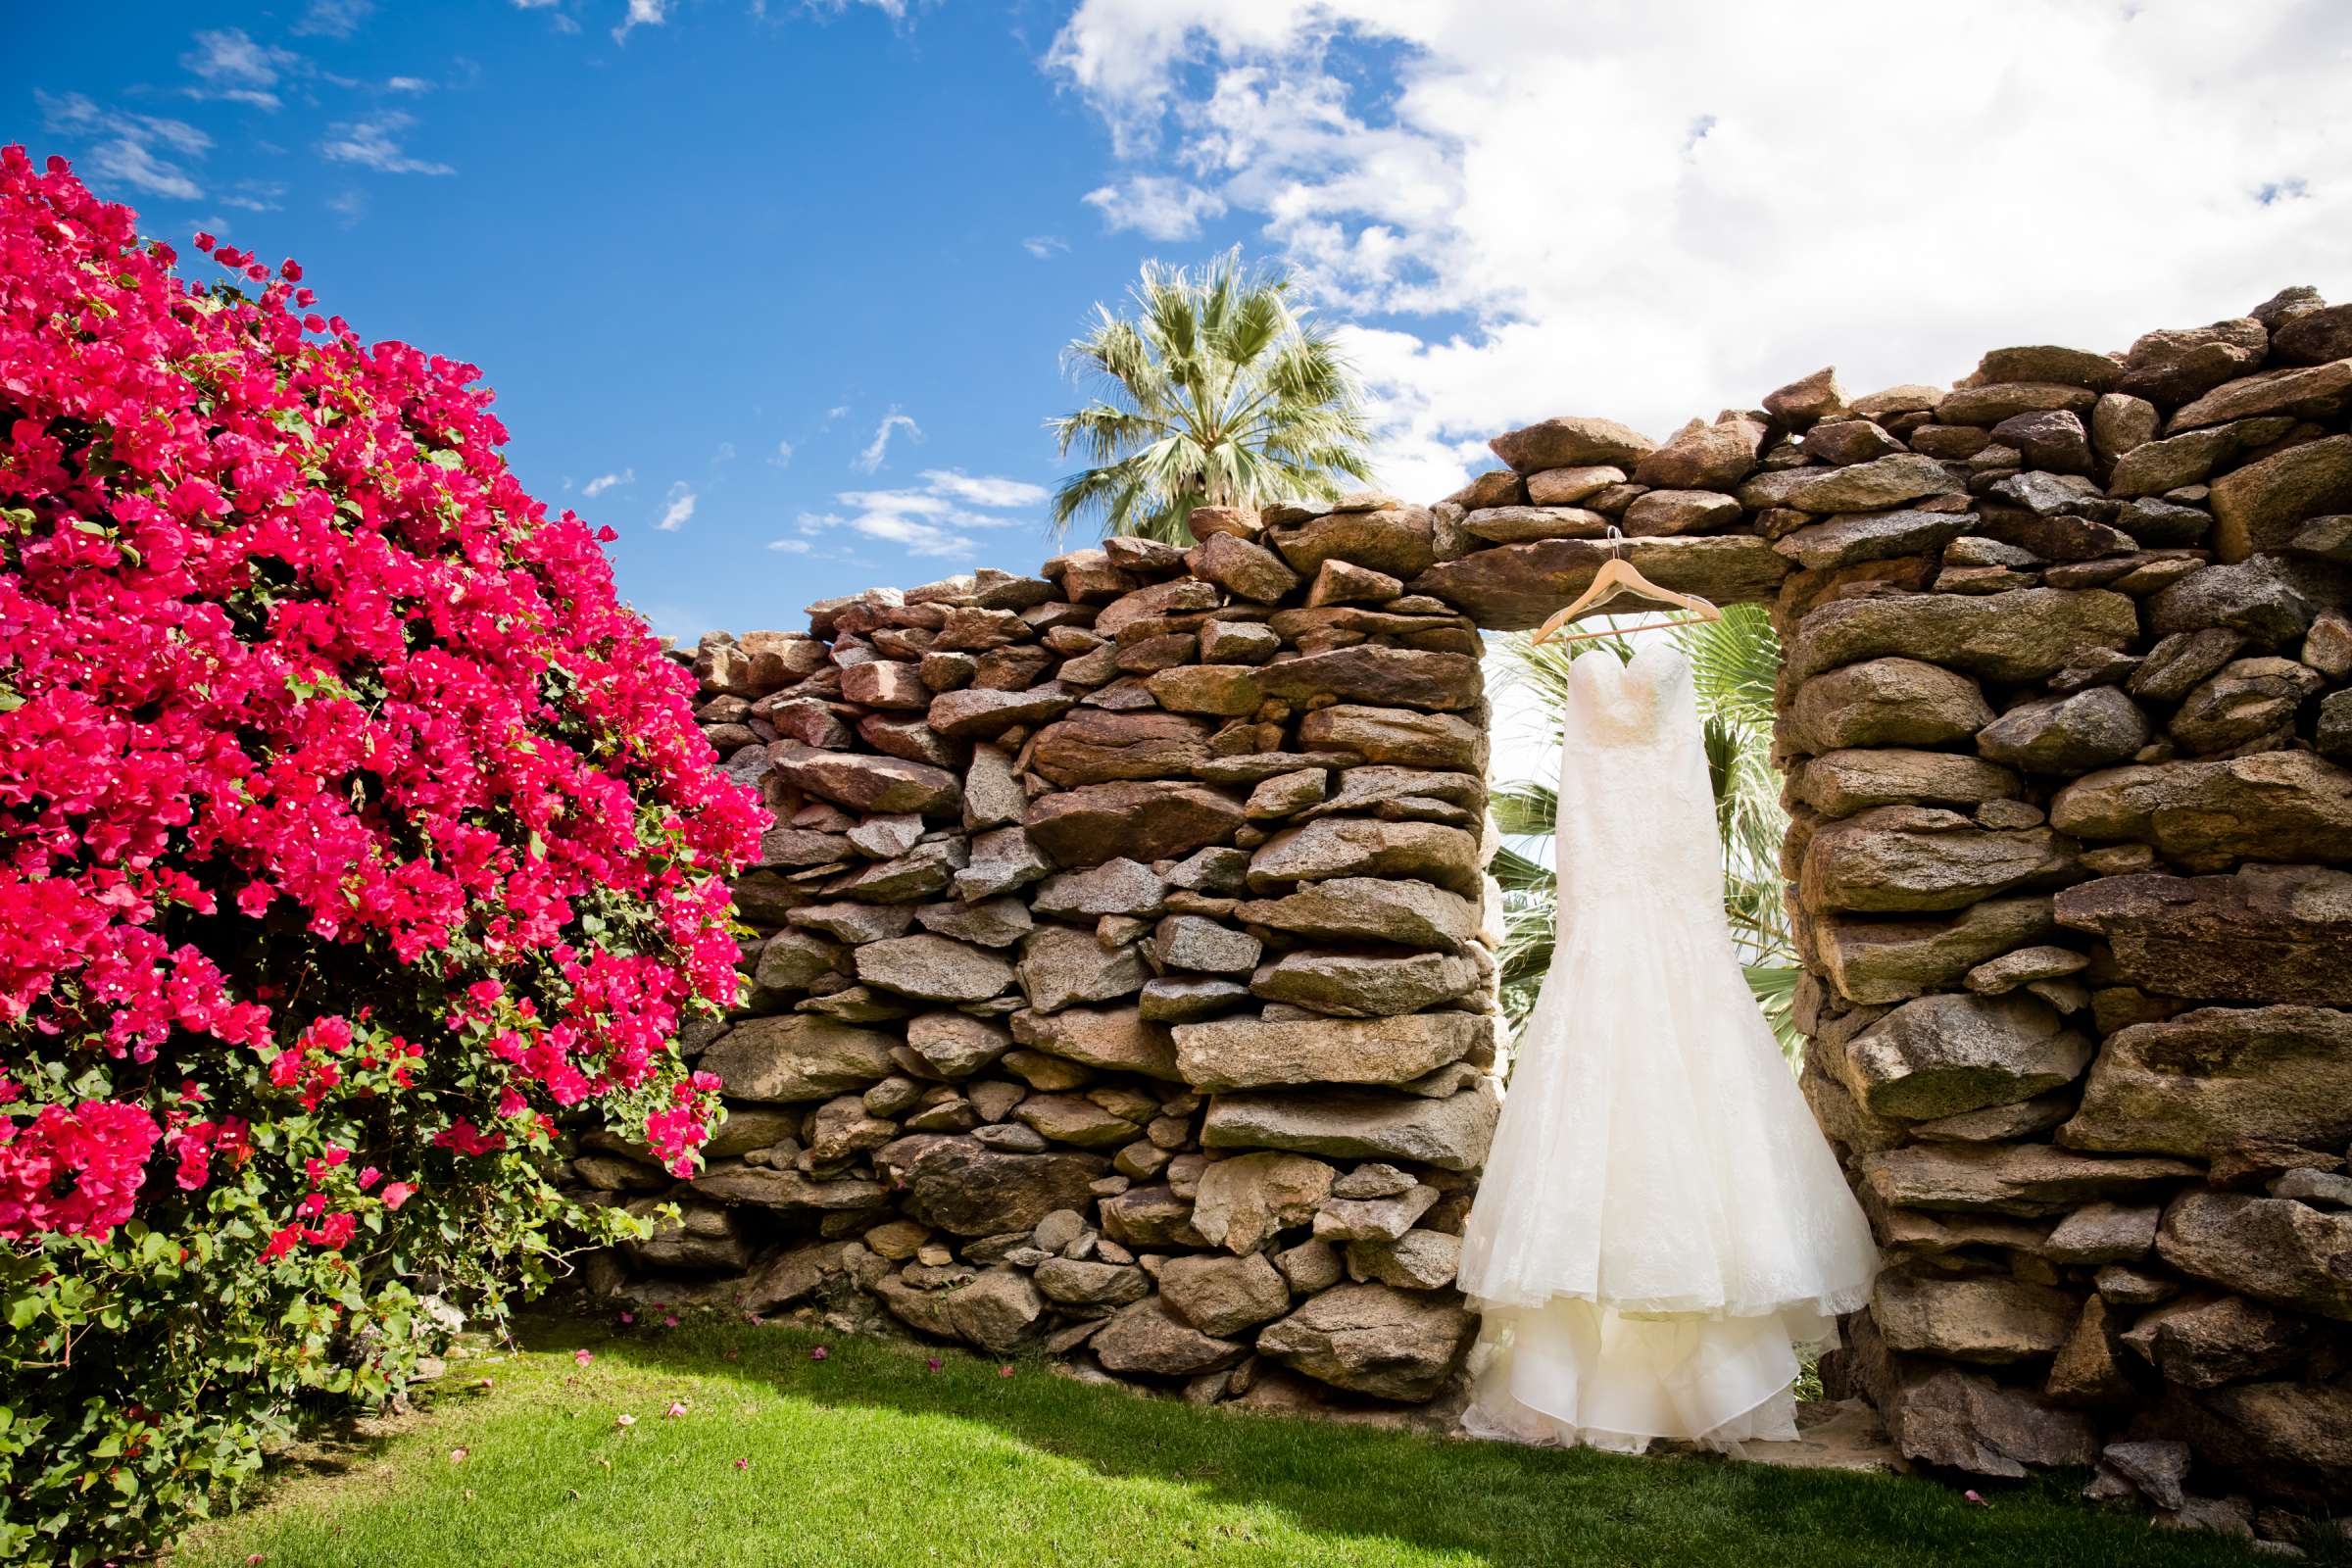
[591, 504, 1510, 1412]
[1422, 289, 2349, 1526]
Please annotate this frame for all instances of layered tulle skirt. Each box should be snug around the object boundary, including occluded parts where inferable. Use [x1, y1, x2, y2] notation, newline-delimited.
[1457, 884, 1879, 1451]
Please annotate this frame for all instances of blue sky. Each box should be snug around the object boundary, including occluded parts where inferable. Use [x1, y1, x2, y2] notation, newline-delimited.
[5, 0, 1320, 641]
[10, 1, 2348, 651]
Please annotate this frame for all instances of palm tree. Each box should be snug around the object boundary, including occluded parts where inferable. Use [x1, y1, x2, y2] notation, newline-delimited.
[1490, 605, 1805, 1063]
[1047, 248, 1375, 545]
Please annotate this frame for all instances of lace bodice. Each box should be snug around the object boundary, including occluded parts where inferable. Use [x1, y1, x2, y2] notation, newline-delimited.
[1553, 643, 1725, 913]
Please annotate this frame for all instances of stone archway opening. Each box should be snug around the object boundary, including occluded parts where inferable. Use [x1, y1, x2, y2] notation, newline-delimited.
[610, 287, 2352, 1523]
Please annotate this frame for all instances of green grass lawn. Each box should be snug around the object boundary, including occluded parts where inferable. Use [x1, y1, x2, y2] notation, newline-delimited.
[174, 1314, 2285, 1568]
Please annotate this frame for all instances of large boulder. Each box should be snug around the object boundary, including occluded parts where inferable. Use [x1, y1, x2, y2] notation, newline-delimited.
[1631, 417, 1763, 490]
[1848, 1316, 2099, 1478]
[2146, 555, 2335, 649]
[1410, 535, 1789, 630]
[1252, 647, 1482, 711]
[1872, 1272, 2079, 1364]
[873, 1135, 1107, 1236]
[2168, 1381, 2352, 1508]
[1246, 818, 1482, 896]
[1813, 896, 2056, 1005]
[1190, 1151, 1337, 1253]
[1488, 415, 1656, 472]
[2049, 751, 2352, 870]
[1014, 926, 1147, 1013]
[873, 1266, 1043, 1354]
[1172, 1011, 1486, 1091]
[1778, 454, 1963, 513]
[1202, 1080, 1500, 1172]
[1974, 689, 2151, 774]
[2116, 317, 2268, 408]
[1788, 659, 1991, 753]
[1250, 950, 1482, 1017]
[1773, 507, 1974, 571]
[2061, 1004, 2352, 1156]
[1091, 1297, 1247, 1377]
[853, 934, 1014, 1004]
[1253, 1282, 1475, 1400]
[2124, 1294, 2310, 1389]
[1029, 710, 1213, 785]
[2055, 866, 2352, 1007]
[1295, 705, 1486, 770]
[1782, 588, 2137, 683]
[1267, 506, 1437, 578]
[1158, 1252, 1293, 1337]
[1009, 1005, 1179, 1079]
[1794, 750, 2022, 820]
[2155, 1192, 2352, 1319]
[768, 744, 963, 816]
[2209, 433, 2352, 562]
[1838, 993, 2092, 1120]
[1859, 1142, 2199, 1217]
[2170, 657, 2327, 755]
[699, 1015, 897, 1102]
[1234, 877, 1480, 952]
[1025, 781, 1246, 867]
[1800, 808, 2078, 913]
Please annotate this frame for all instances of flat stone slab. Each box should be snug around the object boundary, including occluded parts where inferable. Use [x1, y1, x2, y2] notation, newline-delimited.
[1409, 535, 1789, 629]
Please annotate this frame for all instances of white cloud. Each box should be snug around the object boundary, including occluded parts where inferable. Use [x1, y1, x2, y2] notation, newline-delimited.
[37, 91, 214, 201]
[713, 441, 738, 463]
[180, 27, 304, 110]
[770, 439, 796, 468]
[784, 470, 1045, 560]
[386, 75, 433, 93]
[613, 0, 667, 42]
[1023, 234, 1070, 259]
[293, 0, 375, 38]
[327, 188, 368, 225]
[1050, 0, 2352, 501]
[319, 112, 455, 175]
[920, 469, 1051, 509]
[854, 409, 921, 472]
[582, 468, 634, 496]
[1082, 173, 1225, 240]
[656, 481, 697, 531]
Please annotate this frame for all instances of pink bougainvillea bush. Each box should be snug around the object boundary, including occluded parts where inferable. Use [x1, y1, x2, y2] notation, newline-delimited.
[0, 146, 760, 1561]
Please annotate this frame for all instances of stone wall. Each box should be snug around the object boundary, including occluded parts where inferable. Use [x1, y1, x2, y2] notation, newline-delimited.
[588, 286, 2352, 1513]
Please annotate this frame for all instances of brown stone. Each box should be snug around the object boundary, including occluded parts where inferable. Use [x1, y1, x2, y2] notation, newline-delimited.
[1269, 507, 1437, 578]
[2049, 751, 2352, 870]
[1773, 508, 1972, 571]
[1189, 530, 1300, 603]
[2209, 434, 2352, 563]
[1409, 535, 1789, 630]
[1814, 895, 2057, 1005]
[1794, 750, 2022, 820]
[1789, 659, 1991, 753]
[2060, 1004, 2352, 1156]
[1975, 688, 2151, 774]
[2156, 1191, 2352, 1318]
[1025, 781, 1245, 868]
[2117, 318, 2268, 407]
[1938, 382, 2100, 426]
[2123, 1293, 2309, 1388]
[2167, 1381, 2352, 1507]
[1525, 465, 1625, 505]
[1801, 808, 2078, 913]
[1838, 993, 2092, 1119]
[1874, 1271, 2079, 1363]
[1247, 818, 1481, 896]
[1158, 1251, 1292, 1336]
[1009, 1004, 1178, 1080]
[1191, 1151, 1337, 1253]
[769, 743, 963, 816]
[1173, 1010, 1486, 1092]
[1233, 876, 1480, 953]
[874, 1134, 1107, 1236]
[1250, 949, 1481, 1017]
[1091, 1296, 1245, 1376]
[700, 1015, 897, 1102]
[1295, 705, 1485, 770]
[1254, 646, 1483, 711]
[1202, 1080, 1500, 1172]
[1253, 1282, 1474, 1400]
[1860, 1142, 2200, 1217]
[2056, 866, 2352, 1007]
[1030, 710, 1213, 785]
[854, 934, 1014, 1004]
[1489, 415, 1656, 473]
[1784, 588, 2138, 683]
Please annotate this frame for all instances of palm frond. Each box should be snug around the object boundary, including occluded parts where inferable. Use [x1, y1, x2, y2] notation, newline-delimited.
[1048, 248, 1372, 544]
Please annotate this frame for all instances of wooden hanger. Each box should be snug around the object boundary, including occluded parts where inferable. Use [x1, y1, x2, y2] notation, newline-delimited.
[1530, 525, 1724, 646]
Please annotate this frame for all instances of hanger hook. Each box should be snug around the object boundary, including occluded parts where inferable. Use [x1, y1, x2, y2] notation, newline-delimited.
[1603, 522, 1626, 561]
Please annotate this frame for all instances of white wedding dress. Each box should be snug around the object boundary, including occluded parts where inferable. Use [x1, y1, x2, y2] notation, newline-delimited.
[1458, 640, 1879, 1453]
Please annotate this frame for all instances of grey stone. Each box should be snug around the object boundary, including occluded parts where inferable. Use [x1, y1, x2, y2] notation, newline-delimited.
[1783, 588, 2138, 684]
[1789, 659, 1991, 753]
[1873, 1271, 2079, 1363]
[2060, 1004, 2352, 1156]
[1234, 877, 1482, 953]
[1254, 1283, 1475, 1401]
[2050, 751, 2352, 869]
[1975, 688, 2151, 773]
[1860, 1142, 2200, 1217]
[1250, 950, 1482, 1017]
[874, 1135, 1107, 1237]
[1091, 1297, 1246, 1377]
[1158, 1252, 1292, 1336]
[1247, 818, 1483, 896]
[1838, 993, 2093, 1119]
[2156, 1192, 2352, 1319]
[701, 1015, 897, 1102]
[1202, 1080, 1500, 1172]
[854, 934, 1015, 1004]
